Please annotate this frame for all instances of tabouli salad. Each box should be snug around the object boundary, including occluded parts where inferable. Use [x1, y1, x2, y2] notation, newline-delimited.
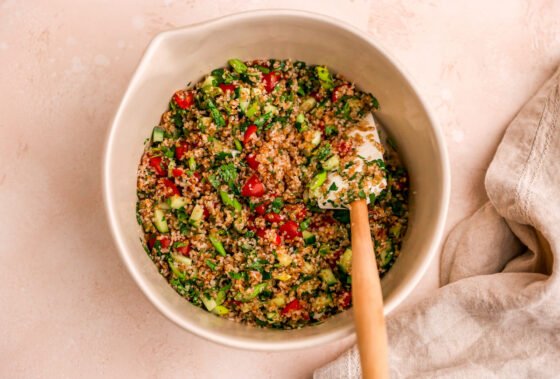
[136, 58, 409, 329]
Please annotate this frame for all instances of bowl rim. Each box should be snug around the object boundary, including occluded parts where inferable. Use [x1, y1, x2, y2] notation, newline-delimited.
[102, 8, 451, 351]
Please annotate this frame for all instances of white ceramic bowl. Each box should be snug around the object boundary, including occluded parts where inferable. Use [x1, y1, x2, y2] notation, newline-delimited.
[103, 9, 450, 351]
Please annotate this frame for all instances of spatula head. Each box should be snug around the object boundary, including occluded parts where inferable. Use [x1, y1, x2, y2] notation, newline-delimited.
[315, 113, 387, 209]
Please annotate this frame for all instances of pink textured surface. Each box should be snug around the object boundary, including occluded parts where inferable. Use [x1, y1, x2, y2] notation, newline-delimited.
[1, 1, 559, 378]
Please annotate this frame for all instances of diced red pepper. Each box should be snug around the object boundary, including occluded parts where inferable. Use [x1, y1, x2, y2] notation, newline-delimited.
[147, 236, 156, 251]
[256, 228, 281, 245]
[241, 174, 266, 197]
[175, 142, 189, 161]
[219, 83, 236, 94]
[262, 71, 281, 93]
[159, 237, 171, 249]
[161, 178, 180, 196]
[246, 154, 260, 170]
[172, 168, 183, 178]
[176, 244, 190, 256]
[265, 212, 283, 224]
[281, 299, 302, 315]
[149, 156, 167, 177]
[279, 220, 301, 239]
[255, 203, 268, 215]
[340, 291, 352, 308]
[243, 124, 258, 145]
[173, 90, 194, 109]
[331, 84, 349, 103]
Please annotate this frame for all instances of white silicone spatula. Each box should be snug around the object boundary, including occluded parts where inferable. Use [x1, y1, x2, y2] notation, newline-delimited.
[317, 113, 389, 379]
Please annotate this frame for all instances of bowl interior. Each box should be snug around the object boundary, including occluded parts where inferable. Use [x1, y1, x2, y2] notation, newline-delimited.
[104, 10, 448, 351]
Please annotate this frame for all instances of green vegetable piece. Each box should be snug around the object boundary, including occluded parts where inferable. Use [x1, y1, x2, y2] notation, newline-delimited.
[169, 195, 187, 209]
[322, 155, 340, 171]
[295, 113, 307, 132]
[246, 283, 268, 301]
[228, 58, 248, 74]
[209, 234, 227, 256]
[219, 190, 242, 212]
[390, 224, 402, 238]
[302, 231, 316, 246]
[319, 268, 338, 285]
[153, 209, 169, 233]
[172, 253, 192, 266]
[189, 204, 204, 228]
[212, 305, 229, 315]
[311, 130, 322, 147]
[379, 244, 394, 267]
[151, 127, 164, 143]
[168, 257, 186, 280]
[254, 112, 272, 128]
[207, 99, 226, 127]
[309, 171, 327, 190]
[205, 259, 217, 271]
[188, 156, 197, 171]
[315, 66, 334, 89]
[202, 295, 217, 311]
[245, 101, 259, 119]
[234, 139, 243, 151]
[338, 248, 352, 273]
[300, 97, 316, 113]
[216, 286, 229, 305]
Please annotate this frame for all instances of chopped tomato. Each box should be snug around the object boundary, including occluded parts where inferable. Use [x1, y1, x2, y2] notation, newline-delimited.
[193, 172, 201, 182]
[331, 84, 349, 103]
[176, 244, 190, 256]
[173, 90, 194, 109]
[340, 291, 352, 308]
[172, 168, 183, 178]
[246, 154, 260, 170]
[295, 207, 307, 220]
[256, 228, 281, 245]
[262, 71, 281, 93]
[203, 206, 210, 219]
[279, 220, 301, 239]
[161, 178, 180, 196]
[219, 83, 236, 94]
[175, 142, 189, 161]
[147, 236, 156, 251]
[310, 91, 323, 102]
[159, 237, 171, 249]
[281, 299, 302, 315]
[241, 174, 266, 197]
[255, 203, 268, 215]
[265, 212, 283, 224]
[149, 156, 167, 177]
[243, 124, 258, 145]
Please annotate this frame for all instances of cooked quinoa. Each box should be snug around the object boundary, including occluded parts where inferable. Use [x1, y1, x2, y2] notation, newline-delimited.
[136, 59, 409, 329]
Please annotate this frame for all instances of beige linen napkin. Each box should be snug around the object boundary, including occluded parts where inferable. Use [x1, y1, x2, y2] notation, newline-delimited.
[315, 67, 560, 379]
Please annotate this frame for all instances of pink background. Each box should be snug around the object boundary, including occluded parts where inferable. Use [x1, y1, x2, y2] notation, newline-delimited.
[1, 1, 559, 378]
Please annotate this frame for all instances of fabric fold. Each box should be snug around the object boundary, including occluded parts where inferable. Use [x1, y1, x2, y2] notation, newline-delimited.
[315, 67, 560, 379]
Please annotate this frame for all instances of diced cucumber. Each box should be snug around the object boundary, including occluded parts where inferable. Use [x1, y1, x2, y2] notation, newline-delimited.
[263, 103, 278, 116]
[266, 312, 278, 320]
[311, 130, 322, 147]
[234, 139, 243, 151]
[215, 287, 228, 305]
[246, 282, 267, 301]
[315, 66, 334, 89]
[238, 87, 250, 112]
[202, 295, 217, 311]
[338, 248, 352, 273]
[300, 97, 316, 113]
[157, 201, 170, 210]
[189, 204, 204, 228]
[209, 234, 227, 256]
[212, 305, 229, 315]
[168, 258, 185, 280]
[228, 58, 247, 74]
[270, 295, 286, 307]
[169, 195, 187, 209]
[309, 171, 327, 190]
[188, 156, 196, 171]
[390, 224, 402, 238]
[318, 244, 331, 256]
[320, 268, 338, 285]
[172, 253, 192, 266]
[313, 293, 332, 310]
[245, 101, 259, 119]
[302, 231, 316, 246]
[219, 190, 242, 212]
[277, 251, 293, 267]
[151, 127, 164, 143]
[295, 113, 307, 132]
[153, 209, 169, 233]
[322, 155, 340, 171]
[202, 75, 219, 95]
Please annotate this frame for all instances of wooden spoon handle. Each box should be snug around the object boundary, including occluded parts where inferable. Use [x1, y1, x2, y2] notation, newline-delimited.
[350, 199, 389, 379]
